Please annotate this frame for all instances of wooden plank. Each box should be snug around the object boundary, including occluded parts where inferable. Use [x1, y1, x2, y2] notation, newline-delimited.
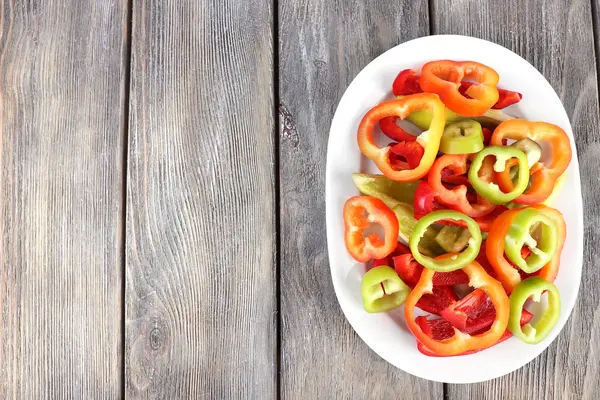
[278, 1, 442, 398]
[125, 0, 276, 398]
[0, 0, 127, 398]
[432, 0, 600, 398]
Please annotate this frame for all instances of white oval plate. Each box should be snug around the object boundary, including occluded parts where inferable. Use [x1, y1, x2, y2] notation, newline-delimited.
[325, 35, 583, 383]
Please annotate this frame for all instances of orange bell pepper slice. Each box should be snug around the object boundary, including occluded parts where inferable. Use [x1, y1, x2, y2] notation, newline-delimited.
[404, 258, 509, 356]
[491, 120, 572, 204]
[486, 205, 566, 292]
[419, 60, 500, 116]
[343, 196, 399, 262]
[357, 93, 446, 182]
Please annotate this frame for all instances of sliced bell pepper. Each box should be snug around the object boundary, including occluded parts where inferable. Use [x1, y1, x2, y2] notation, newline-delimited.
[435, 225, 471, 253]
[379, 117, 417, 142]
[468, 146, 530, 205]
[504, 208, 558, 274]
[486, 205, 566, 292]
[372, 242, 411, 269]
[440, 120, 484, 154]
[392, 68, 423, 96]
[410, 210, 482, 272]
[393, 253, 469, 287]
[428, 154, 496, 217]
[509, 277, 561, 344]
[419, 60, 500, 116]
[388, 141, 425, 170]
[416, 286, 458, 315]
[416, 308, 533, 357]
[440, 289, 490, 331]
[361, 266, 411, 313]
[352, 173, 420, 207]
[357, 94, 446, 181]
[460, 81, 522, 110]
[343, 196, 399, 262]
[413, 180, 446, 219]
[405, 259, 509, 356]
[491, 120, 572, 204]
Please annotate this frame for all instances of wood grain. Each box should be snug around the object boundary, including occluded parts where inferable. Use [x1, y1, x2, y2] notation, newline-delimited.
[0, 0, 127, 398]
[432, 0, 600, 398]
[278, 1, 441, 398]
[125, 0, 276, 398]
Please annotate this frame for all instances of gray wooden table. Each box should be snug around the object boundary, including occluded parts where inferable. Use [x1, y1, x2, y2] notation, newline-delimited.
[1, 0, 599, 398]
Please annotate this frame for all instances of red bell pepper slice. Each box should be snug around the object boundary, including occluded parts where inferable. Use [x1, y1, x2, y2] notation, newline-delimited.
[459, 82, 522, 110]
[379, 117, 417, 142]
[388, 142, 425, 171]
[416, 309, 533, 357]
[343, 196, 399, 262]
[393, 253, 469, 287]
[416, 286, 458, 315]
[371, 242, 411, 269]
[428, 154, 495, 218]
[413, 181, 446, 219]
[392, 69, 423, 96]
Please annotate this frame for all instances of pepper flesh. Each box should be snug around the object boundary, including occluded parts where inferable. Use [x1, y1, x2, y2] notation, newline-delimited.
[404, 259, 509, 356]
[440, 120, 484, 154]
[409, 210, 482, 272]
[508, 277, 561, 344]
[343, 196, 399, 262]
[486, 205, 566, 292]
[459, 81, 522, 110]
[491, 120, 572, 204]
[392, 69, 423, 96]
[419, 60, 500, 116]
[379, 117, 417, 142]
[504, 207, 558, 274]
[358, 94, 446, 181]
[468, 146, 530, 205]
[428, 154, 496, 217]
[361, 266, 411, 313]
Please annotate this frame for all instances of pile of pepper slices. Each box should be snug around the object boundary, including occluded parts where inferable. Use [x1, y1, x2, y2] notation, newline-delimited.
[344, 60, 571, 356]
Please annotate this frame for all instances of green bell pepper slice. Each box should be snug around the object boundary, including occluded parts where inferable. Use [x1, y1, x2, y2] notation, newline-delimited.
[409, 210, 482, 272]
[361, 266, 411, 313]
[509, 277, 561, 344]
[439, 120, 484, 154]
[505, 208, 558, 273]
[468, 146, 530, 205]
[435, 225, 471, 253]
[351, 173, 419, 206]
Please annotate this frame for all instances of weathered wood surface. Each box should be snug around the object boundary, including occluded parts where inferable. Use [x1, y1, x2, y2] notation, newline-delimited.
[125, 0, 277, 398]
[278, 1, 441, 398]
[432, 0, 600, 398]
[0, 0, 127, 398]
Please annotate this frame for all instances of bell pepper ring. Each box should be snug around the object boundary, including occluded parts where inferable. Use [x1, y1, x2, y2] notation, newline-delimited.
[392, 68, 423, 96]
[504, 207, 558, 274]
[508, 277, 561, 344]
[409, 210, 482, 272]
[491, 120, 572, 204]
[404, 259, 509, 356]
[388, 141, 425, 170]
[486, 205, 566, 292]
[468, 146, 530, 205]
[361, 266, 411, 313]
[459, 81, 522, 110]
[343, 196, 399, 263]
[357, 94, 446, 182]
[417, 306, 533, 357]
[428, 154, 496, 217]
[419, 60, 500, 117]
[440, 120, 484, 154]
